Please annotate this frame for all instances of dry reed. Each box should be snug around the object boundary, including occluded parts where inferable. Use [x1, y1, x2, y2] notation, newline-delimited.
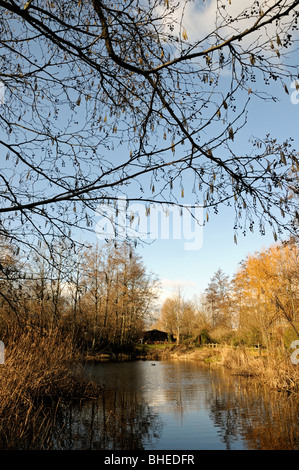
[159, 344, 299, 395]
[220, 345, 299, 394]
[0, 329, 102, 449]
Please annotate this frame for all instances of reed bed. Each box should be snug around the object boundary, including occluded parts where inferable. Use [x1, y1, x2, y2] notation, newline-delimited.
[156, 344, 299, 395]
[0, 329, 102, 449]
[217, 345, 299, 395]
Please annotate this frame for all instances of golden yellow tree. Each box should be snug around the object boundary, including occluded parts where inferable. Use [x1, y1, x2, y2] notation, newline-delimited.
[233, 239, 299, 346]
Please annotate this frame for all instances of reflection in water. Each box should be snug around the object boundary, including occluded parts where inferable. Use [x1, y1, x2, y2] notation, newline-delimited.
[52, 391, 163, 450]
[49, 361, 298, 450]
[208, 380, 299, 450]
[3, 360, 297, 449]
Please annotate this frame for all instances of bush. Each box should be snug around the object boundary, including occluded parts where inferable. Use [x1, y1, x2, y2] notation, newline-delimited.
[233, 327, 264, 348]
[199, 329, 212, 345]
[209, 326, 234, 344]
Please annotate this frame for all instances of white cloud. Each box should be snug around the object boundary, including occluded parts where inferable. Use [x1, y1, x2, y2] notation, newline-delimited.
[161, 278, 197, 289]
[154, 278, 198, 306]
[158, 1, 297, 46]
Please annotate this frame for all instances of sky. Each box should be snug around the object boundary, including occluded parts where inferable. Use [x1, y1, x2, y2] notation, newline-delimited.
[133, 0, 299, 303]
[2, 1, 298, 307]
[90, 79, 298, 306]
[88, 1, 299, 306]
[130, 82, 299, 304]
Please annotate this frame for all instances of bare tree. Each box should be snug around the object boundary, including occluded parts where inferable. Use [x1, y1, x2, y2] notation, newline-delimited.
[160, 288, 195, 344]
[80, 241, 158, 348]
[0, 0, 298, 259]
[205, 268, 232, 327]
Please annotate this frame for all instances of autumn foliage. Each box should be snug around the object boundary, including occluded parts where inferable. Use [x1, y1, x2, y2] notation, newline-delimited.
[233, 238, 299, 346]
[157, 238, 298, 348]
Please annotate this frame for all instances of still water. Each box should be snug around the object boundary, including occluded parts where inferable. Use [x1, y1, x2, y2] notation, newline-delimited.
[54, 360, 298, 450]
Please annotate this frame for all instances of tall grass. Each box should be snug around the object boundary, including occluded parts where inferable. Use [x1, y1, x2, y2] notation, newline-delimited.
[156, 342, 299, 395]
[220, 345, 299, 394]
[0, 328, 101, 449]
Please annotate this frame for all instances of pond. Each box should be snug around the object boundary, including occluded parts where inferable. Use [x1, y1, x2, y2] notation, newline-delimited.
[52, 360, 298, 450]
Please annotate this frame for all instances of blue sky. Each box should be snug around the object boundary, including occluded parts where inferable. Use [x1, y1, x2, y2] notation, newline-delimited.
[132, 83, 299, 303]
[83, 2, 299, 305]
[95, 0, 299, 304]
[90, 66, 298, 305]
[3, 1, 297, 307]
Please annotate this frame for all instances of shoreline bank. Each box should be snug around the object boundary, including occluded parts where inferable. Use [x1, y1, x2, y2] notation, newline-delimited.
[132, 343, 299, 395]
[0, 333, 297, 449]
[82, 342, 299, 395]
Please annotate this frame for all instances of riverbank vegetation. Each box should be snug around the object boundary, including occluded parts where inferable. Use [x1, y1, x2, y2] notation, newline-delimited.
[152, 238, 299, 394]
[0, 328, 104, 449]
[0, 237, 297, 448]
[0, 238, 158, 353]
[0, 238, 158, 448]
[1, 237, 298, 402]
[148, 343, 299, 395]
